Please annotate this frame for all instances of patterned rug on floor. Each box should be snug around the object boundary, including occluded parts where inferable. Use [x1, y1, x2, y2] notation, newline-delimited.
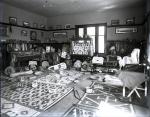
[64, 82, 135, 117]
[1, 82, 73, 111]
[91, 82, 147, 107]
[1, 98, 40, 117]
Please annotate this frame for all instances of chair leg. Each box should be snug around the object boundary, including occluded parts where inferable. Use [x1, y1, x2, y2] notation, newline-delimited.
[135, 89, 141, 98]
[123, 86, 125, 97]
[127, 88, 136, 98]
[145, 81, 147, 96]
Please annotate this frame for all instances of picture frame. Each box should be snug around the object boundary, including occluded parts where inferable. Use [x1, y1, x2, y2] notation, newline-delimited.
[65, 24, 71, 29]
[23, 21, 30, 27]
[111, 20, 120, 26]
[53, 32, 67, 38]
[115, 27, 137, 34]
[40, 24, 46, 29]
[21, 30, 27, 36]
[30, 31, 37, 40]
[126, 17, 135, 25]
[33, 23, 38, 28]
[9, 17, 17, 25]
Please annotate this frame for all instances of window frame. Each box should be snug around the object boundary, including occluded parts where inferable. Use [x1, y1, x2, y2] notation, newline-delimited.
[75, 23, 107, 55]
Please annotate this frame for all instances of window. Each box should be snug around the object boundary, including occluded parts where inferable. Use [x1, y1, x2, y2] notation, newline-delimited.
[87, 27, 96, 52]
[76, 24, 106, 54]
[98, 26, 105, 53]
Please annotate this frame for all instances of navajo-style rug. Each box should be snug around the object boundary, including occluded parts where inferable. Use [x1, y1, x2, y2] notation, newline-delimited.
[1, 98, 40, 117]
[1, 82, 73, 111]
[63, 82, 135, 117]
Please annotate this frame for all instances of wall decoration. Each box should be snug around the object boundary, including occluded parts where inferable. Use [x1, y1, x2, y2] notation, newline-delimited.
[0, 24, 8, 36]
[23, 21, 30, 27]
[53, 32, 67, 38]
[30, 31, 37, 40]
[115, 27, 137, 34]
[21, 30, 27, 36]
[33, 23, 38, 28]
[9, 17, 17, 25]
[126, 17, 135, 25]
[111, 20, 120, 26]
[72, 40, 91, 55]
[65, 24, 71, 29]
[40, 24, 46, 29]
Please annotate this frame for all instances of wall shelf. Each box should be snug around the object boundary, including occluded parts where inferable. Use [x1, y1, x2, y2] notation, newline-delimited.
[0, 22, 75, 31]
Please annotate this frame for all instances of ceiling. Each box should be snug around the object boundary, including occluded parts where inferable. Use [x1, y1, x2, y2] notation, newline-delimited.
[1, 0, 145, 17]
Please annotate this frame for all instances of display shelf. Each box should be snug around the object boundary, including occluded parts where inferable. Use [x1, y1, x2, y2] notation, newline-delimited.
[0, 22, 47, 31]
[0, 22, 75, 31]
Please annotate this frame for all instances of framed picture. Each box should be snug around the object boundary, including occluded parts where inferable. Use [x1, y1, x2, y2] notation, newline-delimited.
[0, 24, 8, 36]
[65, 24, 71, 29]
[9, 17, 17, 25]
[53, 32, 67, 38]
[111, 20, 120, 26]
[33, 23, 38, 28]
[40, 24, 46, 29]
[30, 31, 37, 40]
[23, 21, 30, 27]
[115, 27, 137, 34]
[126, 17, 135, 24]
[21, 30, 27, 36]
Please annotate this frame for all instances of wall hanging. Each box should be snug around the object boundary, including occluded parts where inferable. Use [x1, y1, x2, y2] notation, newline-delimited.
[115, 27, 137, 34]
[9, 17, 17, 25]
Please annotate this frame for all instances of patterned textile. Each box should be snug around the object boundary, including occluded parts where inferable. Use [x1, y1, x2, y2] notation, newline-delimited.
[35, 70, 84, 85]
[1, 98, 40, 117]
[64, 82, 135, 117]
[1, 82, 73, 111]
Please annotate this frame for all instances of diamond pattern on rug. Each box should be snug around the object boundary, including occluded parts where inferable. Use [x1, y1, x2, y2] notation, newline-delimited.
[1, 82, 73, 111]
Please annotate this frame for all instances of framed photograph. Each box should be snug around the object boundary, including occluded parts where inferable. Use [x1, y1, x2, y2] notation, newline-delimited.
[115, 27, 137, 34]
[21, 30, 27, 36]
[126, 17, 135, 25]
[40, 24, 46, 29]
[0, 24, 8, 36]
[23, 21, 30, 27]
[111, 20, 120, 26]
[30, 31, 37, 40]
[33, 23, 38, 28]
[9, 17, 17, 25]
[53, 32, 67, 38]
[65, 24, 71, 29]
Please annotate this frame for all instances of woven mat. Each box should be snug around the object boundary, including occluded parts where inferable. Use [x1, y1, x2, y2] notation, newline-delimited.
[64, 82, 135, 117]
[1, 98, 40, 117]
[1, 82, 73, 111]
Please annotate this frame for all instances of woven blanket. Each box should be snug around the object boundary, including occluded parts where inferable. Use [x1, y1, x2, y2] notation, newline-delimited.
[1, 98, 40, 117]
[1, 82, 73, 111]
[69, 82, 135, 117]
